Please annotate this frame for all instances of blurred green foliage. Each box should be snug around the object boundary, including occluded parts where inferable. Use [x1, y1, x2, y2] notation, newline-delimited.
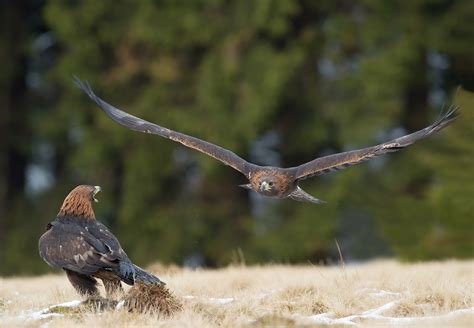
[0, 0, 472, 275]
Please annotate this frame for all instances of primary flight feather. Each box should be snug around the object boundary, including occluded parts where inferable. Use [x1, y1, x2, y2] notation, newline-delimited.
[74, 77, 458, 204]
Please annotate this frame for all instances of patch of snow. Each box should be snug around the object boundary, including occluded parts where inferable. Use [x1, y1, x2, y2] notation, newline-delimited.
[115, 300, 125, 310]
[182, 295, 196, 300]
[362, 300, 400, 315]
[332, 316, 359, 325]
[19, 299, 82, 322]
[357, 287, 402, 297]
[301, 313, 358, 326]
[51, 300, 82, 308]
[182, 295, 235, 304]
[385, 307, 474, 325]
[208, 297, 235, 305]
[304, 312, 342, 325]
[254, 288, 283, 301]
[296, 303, 474, 326]
[370, 290, 402, 297]
[40, 321, 52, 328]
[24, 309, 63, 321]
[183, 289, 284, 304]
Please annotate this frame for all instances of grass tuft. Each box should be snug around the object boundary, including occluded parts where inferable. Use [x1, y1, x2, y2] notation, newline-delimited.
[123, 282, 182, 315]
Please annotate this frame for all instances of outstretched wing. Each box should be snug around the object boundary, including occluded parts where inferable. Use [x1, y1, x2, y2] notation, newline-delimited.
[74, 77, 254, 177]
[293, 107, 458, 180]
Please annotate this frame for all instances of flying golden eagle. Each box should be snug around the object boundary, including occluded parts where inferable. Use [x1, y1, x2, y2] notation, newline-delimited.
[74, 78, 458, 204]
[39, 185, 164, 298]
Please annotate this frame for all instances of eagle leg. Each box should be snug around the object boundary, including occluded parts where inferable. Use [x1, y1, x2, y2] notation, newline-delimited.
[65, 269, 99, 297]
[93, 269, 126, 298]
[102, 278, 123, 298]
[289, 186, 326, 204]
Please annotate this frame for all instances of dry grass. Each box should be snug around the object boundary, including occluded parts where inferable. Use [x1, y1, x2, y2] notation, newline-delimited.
[0, 260, 473, 327]
[124, 282, 182, 314]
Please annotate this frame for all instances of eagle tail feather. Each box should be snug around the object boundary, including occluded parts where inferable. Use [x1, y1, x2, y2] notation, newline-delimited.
[132, 264, 166, 286]
[289, 187, 326, 204]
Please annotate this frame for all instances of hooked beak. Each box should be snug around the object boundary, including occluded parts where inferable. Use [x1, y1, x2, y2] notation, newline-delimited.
[93, 185, 101, 202]
[260, 181, 271, 192]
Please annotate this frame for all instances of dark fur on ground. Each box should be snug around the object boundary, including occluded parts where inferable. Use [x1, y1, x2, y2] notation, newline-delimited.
[123, 282, 182, 315]
[48, 286, 181, 317]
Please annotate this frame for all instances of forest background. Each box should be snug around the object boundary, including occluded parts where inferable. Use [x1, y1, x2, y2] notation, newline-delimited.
[1, 0, 472, 275]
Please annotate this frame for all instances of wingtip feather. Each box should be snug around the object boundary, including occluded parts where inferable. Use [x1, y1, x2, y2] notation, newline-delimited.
[72, 76, 96, 100]
[430, 105, 459, 133]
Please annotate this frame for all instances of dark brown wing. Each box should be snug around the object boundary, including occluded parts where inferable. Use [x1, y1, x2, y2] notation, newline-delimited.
[293, 107, 458, 180]
[39, 219, 132, 280]
[74, 77, 255, 177]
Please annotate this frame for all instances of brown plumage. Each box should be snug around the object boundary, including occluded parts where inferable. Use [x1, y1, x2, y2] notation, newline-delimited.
[57, 185, 97, 219]
[75, 78, 459, 204]
[39, 185, 164, 298]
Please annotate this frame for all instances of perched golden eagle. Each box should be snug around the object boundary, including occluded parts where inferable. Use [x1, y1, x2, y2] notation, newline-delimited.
[75, 78, 458, 204]
[39, 185, 164, 298]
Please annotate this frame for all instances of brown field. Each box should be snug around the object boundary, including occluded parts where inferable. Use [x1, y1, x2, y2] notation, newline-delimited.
[0, 260, 473, 327]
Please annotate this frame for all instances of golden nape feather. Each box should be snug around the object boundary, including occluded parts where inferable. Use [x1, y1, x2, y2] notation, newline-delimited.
[57, 185, 100, 219]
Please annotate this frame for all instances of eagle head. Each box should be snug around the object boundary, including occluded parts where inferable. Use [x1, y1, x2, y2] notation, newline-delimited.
[58, 185, 101, 219]
[257, 178, 276, 195]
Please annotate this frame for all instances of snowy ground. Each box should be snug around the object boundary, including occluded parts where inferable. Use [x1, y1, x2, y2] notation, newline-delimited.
[1, 260, 473, 327]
